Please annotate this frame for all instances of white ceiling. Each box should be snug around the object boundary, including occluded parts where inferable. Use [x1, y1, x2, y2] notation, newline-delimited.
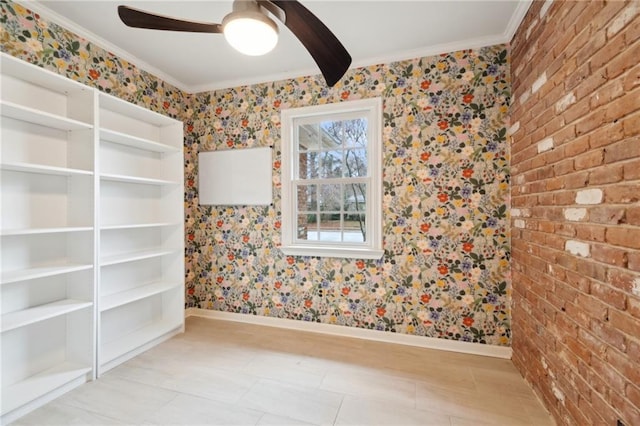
[24, 0, 532, 93]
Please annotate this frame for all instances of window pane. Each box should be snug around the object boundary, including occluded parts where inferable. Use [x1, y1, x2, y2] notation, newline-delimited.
[343, 119, 368, 148]
[343, 213, 366, 242]
[299, 152, 320, 179]
[344, 149, 367, 177]
[298, 123, 320, 151]
[319, 184, 341, 211]
[345, 183, 366, 212]
[297, 213, 317, 240]
[318, 213, 341, 242]
[297, 184, 317, 211]
[320, 151, 343, 178]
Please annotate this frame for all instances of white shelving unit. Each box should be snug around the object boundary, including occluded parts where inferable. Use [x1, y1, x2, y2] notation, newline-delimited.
[0, 53, 96, 425]
[0, 53, 185, 423]
[97, 92, 184, 375]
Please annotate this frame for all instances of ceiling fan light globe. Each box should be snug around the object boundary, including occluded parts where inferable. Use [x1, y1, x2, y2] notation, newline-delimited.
[223, 11, 278, 56]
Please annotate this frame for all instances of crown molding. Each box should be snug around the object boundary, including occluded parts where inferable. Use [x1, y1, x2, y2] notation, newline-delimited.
[17, 0, 191, 93]
[504, 0, 534, 42]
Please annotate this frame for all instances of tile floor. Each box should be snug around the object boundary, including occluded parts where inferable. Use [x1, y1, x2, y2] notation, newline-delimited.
[14, 317, 555, 425]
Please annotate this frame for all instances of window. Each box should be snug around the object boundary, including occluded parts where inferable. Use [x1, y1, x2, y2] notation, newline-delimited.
[280, 98, 383, 259]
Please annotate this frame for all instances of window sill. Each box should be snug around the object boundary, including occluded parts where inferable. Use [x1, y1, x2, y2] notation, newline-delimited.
[280, 245, 383, 259]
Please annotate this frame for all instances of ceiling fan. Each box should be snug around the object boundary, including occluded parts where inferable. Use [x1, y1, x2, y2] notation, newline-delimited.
[118, 0, 352, 87]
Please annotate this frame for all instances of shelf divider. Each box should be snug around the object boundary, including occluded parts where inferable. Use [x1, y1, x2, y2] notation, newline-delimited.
[1, 100, 93, 131]
[1, 362, 92, 416]
[101, 281, 181, 312]
[1, 264, 93, 286]
[1, 299, 93, 333]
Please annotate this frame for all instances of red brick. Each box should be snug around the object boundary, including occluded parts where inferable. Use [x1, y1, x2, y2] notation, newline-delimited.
[588, 120, 624, 149]
[574, 149, 604, 170]
[609, 391, 640, 426]
[589, 207, 626, 225]
[590, 243, 628, 268]
[588, 164, 623, 184]
[605, 90, 640, 124]
[604, 184, 640, 204]
[623, 111, 640, 138]
[590, 319, 628, 353]
[627, 383, 640, 412]
[606, 346, 640, 386]
[590, 27, 626, 72]
[553, 158, 574, 176]
[590, 354, 628, 395]
[576, 293, 609, 321]
[607, 268, 638, 294]
[609, 309, 640, 340]
[511, 3, 640, 426]
[590, 280, 626, 310]
[576, 328, 606, 360]
[576, 224, 606, 242]
[627, 295, 640, 319]
[576, 108, 607, 136]
[629, 251, 640, 272]
[607, 36, 640, 80]
[626, 206, 640, 226]
[606, 227, 640, 249]
[590, 78, 625, 111]
[563, 171, 590, 189]
[604, 136, 640, 164]
[577, 28, 606, 65]
[623, 158, 640, 180]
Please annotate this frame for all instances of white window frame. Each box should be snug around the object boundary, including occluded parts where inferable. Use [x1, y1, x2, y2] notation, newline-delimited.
[280, 97, 383, 259]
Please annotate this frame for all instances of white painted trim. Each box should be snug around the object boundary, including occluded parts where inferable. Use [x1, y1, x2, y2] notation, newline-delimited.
[185, 308, 512, 359]
[280, 97, 383, 259]
[19, 0, 531, 94]
[503, 0, 534, 43]
[19, 0, 190, 93]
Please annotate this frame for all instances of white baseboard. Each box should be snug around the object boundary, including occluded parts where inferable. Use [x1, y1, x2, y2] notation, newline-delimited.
[185, 308, 512, 359]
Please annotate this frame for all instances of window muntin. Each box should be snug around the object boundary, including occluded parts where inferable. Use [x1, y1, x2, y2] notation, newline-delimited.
[281, 98, 382, 259]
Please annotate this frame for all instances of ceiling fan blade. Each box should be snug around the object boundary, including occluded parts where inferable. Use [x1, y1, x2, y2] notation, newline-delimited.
[265, 1, 351, 87]
[118, 6, 222, 33]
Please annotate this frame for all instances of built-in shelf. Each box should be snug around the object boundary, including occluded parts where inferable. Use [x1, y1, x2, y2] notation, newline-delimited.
[100, 248, 178, 267]
[100, 319, 181, 365]
[101, 281, 181, 312]
[1, 52, 184, 423]
[0, 100, 93, 131]
[0, 226, 93, 237]
[100, 222, 178, 231]
[1, 264, 93, 285]
[100, 173, 178, 186]
[100, 128, 179, 153]
[1, 299, 93, 333]
[0, 162, 93, 177]
[1, 363, 92, 416]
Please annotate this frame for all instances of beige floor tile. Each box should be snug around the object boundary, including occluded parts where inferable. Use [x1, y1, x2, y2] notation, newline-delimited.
[141, 393, 263, 425]
[13, 402, 126, 425]
[257, 413, 318, 426]
[142, 394, 263, 426]
[239, 379, 343, 425]
[320, 370, 417, 408]
[335, 395, 451, 426]
[415, 382, 537, 426]
[55, 376, 178, 424]
[109, 360, 259, 404]
[243, 354, 327, 388]
[10, 317, 555, 426]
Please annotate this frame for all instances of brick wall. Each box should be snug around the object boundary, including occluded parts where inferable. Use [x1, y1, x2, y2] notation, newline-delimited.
[510, 1, 639, 425]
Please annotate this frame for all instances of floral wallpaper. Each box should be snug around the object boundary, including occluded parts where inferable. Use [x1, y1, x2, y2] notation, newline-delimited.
[2, 0, 512, 346]
[185, 49, 512, 346]
[0, 0, 186, 117]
